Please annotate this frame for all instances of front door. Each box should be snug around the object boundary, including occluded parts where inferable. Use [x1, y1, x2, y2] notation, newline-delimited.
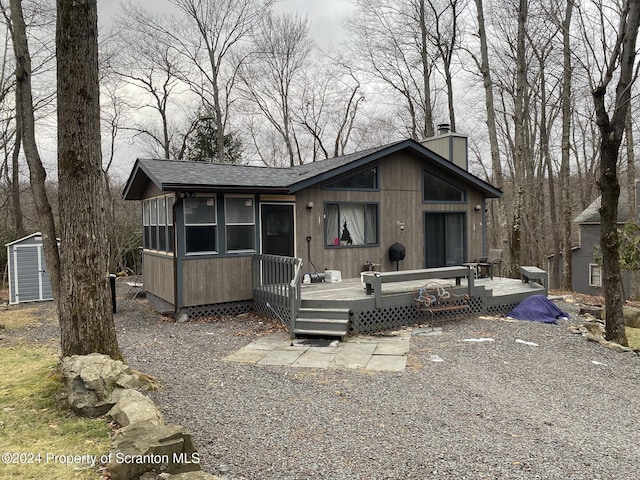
[424, 212, 465, 267]
[261, 204, 295, 257]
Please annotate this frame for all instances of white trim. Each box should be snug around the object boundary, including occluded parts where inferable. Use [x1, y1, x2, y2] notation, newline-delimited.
[589, 263, 602, 287]
[225, 194, 257, 253]
[37, 245, 44, 301]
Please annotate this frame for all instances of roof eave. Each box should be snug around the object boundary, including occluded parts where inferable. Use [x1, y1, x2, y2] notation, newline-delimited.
[288, 139, 503, 198]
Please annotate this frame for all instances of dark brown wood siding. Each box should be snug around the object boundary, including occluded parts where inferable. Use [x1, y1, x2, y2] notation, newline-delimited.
[181, 256, 253, 306]
[142, 252, 175, 305]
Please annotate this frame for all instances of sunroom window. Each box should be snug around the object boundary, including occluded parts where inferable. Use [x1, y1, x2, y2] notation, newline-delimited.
[184, 197, 217, 254]
[150, 199, 158, 250]
[143, 200, 150, 249]
[158, 197, 167, 251]
[142, 196, 174, 253]
[325, 203, 378, 247]
[225, 196, 256, 252]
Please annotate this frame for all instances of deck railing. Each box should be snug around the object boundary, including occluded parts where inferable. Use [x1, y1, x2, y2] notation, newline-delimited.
[253, 254, 303, 334]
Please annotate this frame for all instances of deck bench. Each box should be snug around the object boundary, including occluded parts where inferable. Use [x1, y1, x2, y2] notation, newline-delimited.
[362, 266, 473, 308]
[520, 266, 548, 291]
[414, 282, 470, 321]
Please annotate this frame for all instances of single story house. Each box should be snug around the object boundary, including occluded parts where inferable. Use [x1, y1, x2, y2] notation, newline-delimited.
[122, 130, 502, 318]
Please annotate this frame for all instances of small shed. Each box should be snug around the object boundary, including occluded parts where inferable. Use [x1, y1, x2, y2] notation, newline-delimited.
[6, 232, 58, 305]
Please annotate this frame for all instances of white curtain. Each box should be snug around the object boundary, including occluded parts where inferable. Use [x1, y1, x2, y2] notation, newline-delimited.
[325, 205, 340, 245]
[326, 204, 376, 245]
[340, 205, 365, 245]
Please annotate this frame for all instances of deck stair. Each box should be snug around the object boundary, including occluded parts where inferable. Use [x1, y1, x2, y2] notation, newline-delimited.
[293, 306, 350, 338]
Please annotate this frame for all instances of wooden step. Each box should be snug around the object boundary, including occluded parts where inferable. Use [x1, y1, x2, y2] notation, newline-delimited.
[297, 307, 350, 320]
[293, 317, 349, 338]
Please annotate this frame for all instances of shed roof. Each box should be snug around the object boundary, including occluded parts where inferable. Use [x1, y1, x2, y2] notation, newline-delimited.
[122, 138, 502, 200]
[5, 232, 61, 247]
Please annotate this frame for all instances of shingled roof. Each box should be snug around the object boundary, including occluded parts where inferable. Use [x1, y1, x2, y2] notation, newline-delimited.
[122, 138, 502, 200]
[573, 191, 637, 224]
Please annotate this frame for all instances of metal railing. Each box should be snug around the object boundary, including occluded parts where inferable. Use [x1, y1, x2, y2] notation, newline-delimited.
[253, 254, 303, 335]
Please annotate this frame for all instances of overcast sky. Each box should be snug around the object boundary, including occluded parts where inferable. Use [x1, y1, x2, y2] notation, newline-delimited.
[97, 0, 354, 49]
[91, 0, 356, 177]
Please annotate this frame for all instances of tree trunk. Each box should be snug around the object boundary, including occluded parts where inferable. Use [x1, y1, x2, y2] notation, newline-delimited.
[57, 0, 122, 359]
[9, 0, 60, 306]
[510, 0, 528, 277]
[591, 0, 640, 347]
[10, 100, 24, 238]
[419, 0, 434, 138]
[624, 108, 639, 299]
[474, 0, 505, 254]
[560, 0, 574, 291]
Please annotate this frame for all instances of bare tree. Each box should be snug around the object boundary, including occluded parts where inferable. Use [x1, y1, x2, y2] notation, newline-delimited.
[348, 0, 438, 140]
[239, 11, 313, 166]
[168, 0, 274, 163]
[560, 0, 574, 291]
[584, 0, 640, 346]
[509, 0, 529, 276]
[107, 4, 186, 159]
[470, 0, 505, 252]
[4, 0, 59, 305]
[57, 0, 122, 358]
[426, 0, 465, 132]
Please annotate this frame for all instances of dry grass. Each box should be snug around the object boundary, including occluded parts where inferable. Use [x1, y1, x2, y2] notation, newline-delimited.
[626, 327, 640, 350]
[0, 304, 57, 331]
[0, 307, 43, 330]
[0, 345, 111, 479]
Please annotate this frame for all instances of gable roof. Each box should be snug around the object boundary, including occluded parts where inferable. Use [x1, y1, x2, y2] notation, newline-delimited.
[574, 191, 637, 224]
[122, 138, 502, 200]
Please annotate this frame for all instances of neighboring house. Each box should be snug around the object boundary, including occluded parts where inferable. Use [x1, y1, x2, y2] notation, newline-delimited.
[554, 193, 634, 298]
[122, 131, 502, 317]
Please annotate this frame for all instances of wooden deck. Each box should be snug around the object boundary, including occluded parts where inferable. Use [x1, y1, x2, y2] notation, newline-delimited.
[298, 275, 547, 335]
[301, 275, 545, 304]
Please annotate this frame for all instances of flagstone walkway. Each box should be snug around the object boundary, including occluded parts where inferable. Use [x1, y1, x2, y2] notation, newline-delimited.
[224, 329, 413, 371]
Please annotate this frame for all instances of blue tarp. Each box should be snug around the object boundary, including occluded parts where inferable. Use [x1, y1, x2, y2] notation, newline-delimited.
[507, 295, 568, 324]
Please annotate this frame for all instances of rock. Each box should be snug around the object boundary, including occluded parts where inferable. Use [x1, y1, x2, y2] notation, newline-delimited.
[579, 305, 605, 320]
[60, 353, 141, 417]
[106, 389, 164, 428]
[585, 333, 633, 352]
[623, 305, 640, 328]
[157, 472, 225, 479]
[108, 423, 201, 480]
[139, 474, 159, 480]
[583, 322, 604, 336]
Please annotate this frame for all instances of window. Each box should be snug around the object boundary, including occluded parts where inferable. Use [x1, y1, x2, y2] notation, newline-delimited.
[166, 196, 174, 253]
[143, 201, 150, 249]
[325, 203, 378, 247]
[142, 195, 174, 253]
[325, 166, 378, 190]
[423, 170, 465, 202]
[225, 196, 256, 252]
[184, 197, 217, 254]
[158, 197, 167, 251]
[150, 199, 158, 250]
[589, 264, 602, 287]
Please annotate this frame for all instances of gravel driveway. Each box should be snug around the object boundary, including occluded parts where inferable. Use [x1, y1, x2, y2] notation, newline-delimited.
[3, 287, 640, 480]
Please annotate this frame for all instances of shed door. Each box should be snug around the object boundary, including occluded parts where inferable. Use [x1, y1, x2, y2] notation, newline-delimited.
[14, 245, 52, 303]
